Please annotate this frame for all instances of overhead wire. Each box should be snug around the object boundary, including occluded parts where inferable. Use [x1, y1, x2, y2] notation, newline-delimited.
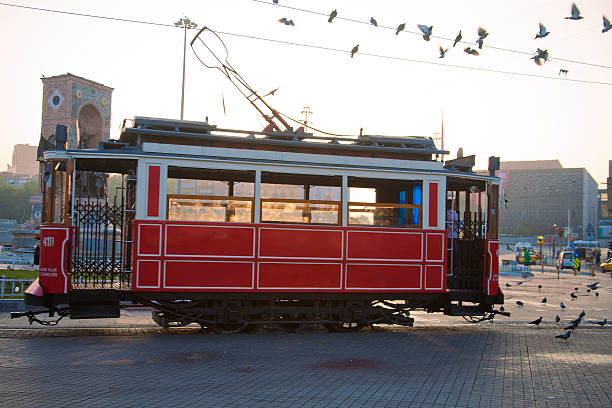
[1, 0, 611, 87]
[249, 0, 612, 70]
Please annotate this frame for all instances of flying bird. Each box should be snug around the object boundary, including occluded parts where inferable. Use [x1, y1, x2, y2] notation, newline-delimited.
[535, 23, 550, 39]
[263, 87, 280, 97]
[273, 0, 278, 4]
[531, 48, 549, 65]
[517, 281, 524, 285]
[587, 289, 591, 293]
[396, 23, 405, 35]
[574, 287, 579, 291]
[418, 24, 433, 41]
[586, 282, 599, 289]
[278, 18, 295, 26]
[555, 315, 560, 323]
[506, 283, 512, 287]
[350, 44, 359, 58]
[565, 3, 583, 20]
[541, 297, 547, 303]
[560, 302, 566, 310]
[559, 69, 569, 75]
[529, 317, 543, 326]
[328, 9, 337, 23]
[603, 16, 611, 33]
[555, 331, 572, 340]
[370, 17, 378, 27]
[439, 46, 448, 58]
[464, 47, 479, 56]
[476, 26, 488, 49]
[453, 30, 462, 47]
[516, 300, 524, 307]
[590, 319, 607, 326]
[570, 292, 578, 299]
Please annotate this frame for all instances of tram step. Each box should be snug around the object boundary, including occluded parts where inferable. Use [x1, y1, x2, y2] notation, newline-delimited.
[448, 304, 486, 316]
[70, 302, 120, 319]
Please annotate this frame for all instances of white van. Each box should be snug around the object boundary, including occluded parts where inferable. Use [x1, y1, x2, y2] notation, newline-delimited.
[559, 251, 579, 270]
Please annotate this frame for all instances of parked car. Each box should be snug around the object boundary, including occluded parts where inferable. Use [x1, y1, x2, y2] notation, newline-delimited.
[600, 258, 612, 272]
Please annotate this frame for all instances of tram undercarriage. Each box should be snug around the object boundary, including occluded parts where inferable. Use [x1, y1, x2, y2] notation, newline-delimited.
[17, 290, 505, 332]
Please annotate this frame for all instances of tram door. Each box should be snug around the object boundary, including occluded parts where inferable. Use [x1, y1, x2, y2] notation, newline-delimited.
[446, 179, 493, 292]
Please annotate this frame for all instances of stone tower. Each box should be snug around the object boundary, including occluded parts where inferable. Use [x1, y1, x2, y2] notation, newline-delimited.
[41, 73, 113, 149]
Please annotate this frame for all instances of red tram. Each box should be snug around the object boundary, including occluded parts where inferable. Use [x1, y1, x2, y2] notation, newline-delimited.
[14, 117, 505, 331]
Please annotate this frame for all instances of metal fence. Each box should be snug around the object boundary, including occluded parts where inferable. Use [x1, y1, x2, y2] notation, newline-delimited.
[0, 278, 34, 299]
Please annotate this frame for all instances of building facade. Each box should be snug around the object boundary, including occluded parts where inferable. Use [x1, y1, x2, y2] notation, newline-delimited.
[41, 73, 113, 150]
[7, 144, 38, 177]
[497, 160, 599, 239]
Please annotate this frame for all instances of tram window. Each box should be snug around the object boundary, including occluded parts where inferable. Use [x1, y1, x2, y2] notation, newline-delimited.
[348, 177, 422, 228]
[166, 167, 255, 223]
[260, 173, 341, 225]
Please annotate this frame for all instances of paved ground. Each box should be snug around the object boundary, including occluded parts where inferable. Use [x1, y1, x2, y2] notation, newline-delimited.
[0, 262, 609, 407]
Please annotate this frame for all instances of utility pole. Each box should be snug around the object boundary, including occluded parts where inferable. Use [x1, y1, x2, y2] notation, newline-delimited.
[174, 16, 198, 120]
[301, 106, 312, 133]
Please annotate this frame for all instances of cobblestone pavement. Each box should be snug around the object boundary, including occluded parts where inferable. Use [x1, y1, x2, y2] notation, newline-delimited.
[0, 265, 609, 407]
[0, 325, 610, 408]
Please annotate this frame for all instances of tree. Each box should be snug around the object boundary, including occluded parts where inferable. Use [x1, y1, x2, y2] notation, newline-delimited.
[0, 178, 39, 223]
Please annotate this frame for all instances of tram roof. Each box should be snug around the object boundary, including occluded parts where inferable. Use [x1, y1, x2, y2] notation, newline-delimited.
[116, 117, 448, 161]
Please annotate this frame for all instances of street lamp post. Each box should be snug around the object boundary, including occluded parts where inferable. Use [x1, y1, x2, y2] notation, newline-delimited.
[174, 16, 198, 120]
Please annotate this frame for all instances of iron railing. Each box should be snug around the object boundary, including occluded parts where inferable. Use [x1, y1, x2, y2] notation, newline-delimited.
[71, 173, 135, 289]
[0, 278, 34, 299]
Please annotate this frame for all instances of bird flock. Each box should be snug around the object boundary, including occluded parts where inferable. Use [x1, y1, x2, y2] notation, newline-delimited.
[511, 278, 607, 341]
[273, 2, 611, 75]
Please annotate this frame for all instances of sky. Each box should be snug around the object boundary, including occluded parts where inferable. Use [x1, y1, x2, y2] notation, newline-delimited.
[1, 0, 611, 186]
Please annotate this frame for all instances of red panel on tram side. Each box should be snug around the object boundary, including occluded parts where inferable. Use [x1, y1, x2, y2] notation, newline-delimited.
[138, 224, 161, 255]
[425, 265, 444, 290]
[258, 262, 342, 289]
[428, 182, 438, 227]
[347, 231, 422, 261]
[136, 260, 160, 288]
[259, 228, 343, 259]
[485, 240, 500, 296]
[164, 260, 254, 289]
[165, 224, 255, 257]
[425, 232, 445, 262]
[147, 165, 160, 217]
[346, 264, 421, 290]
[38, 226, 71, 294]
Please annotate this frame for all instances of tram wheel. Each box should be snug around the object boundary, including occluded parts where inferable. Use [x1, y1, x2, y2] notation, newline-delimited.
[207, 323, 248, 334]
[327, 322, 365, 332]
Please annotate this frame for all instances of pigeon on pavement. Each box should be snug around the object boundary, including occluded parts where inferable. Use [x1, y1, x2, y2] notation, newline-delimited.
[590, 319, 607, 326]
[555, 331, 572, 340]
[529, 317, 543, 326]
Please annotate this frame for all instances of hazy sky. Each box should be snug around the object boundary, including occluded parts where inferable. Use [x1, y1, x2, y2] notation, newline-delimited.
[1, 0, 611, 185]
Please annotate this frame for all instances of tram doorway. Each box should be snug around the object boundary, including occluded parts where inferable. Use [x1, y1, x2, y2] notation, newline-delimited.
[446, 178, 498, 292]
